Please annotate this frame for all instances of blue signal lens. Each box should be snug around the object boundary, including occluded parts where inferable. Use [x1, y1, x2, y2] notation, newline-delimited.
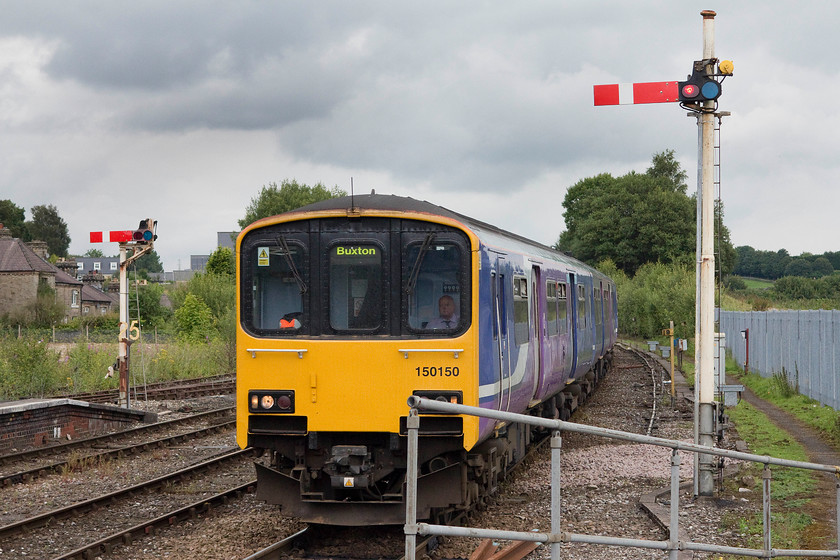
[700, 80, 721, 100]
[143, 230, 153, 241]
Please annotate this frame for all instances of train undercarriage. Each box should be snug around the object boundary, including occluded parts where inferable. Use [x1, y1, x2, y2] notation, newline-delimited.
[253, 354, 612, 526]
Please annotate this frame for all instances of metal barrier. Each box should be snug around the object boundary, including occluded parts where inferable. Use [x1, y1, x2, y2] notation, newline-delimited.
[404, 397, 840, 560]
[720, 309, 840, 411]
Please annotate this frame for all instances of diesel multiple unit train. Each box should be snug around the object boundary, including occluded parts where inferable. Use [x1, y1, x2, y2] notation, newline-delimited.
[235, 193, 617, 525]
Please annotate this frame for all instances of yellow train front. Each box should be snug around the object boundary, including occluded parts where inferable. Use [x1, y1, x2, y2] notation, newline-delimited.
[236, 193, 617, 526]
[236, 195, 483, 526]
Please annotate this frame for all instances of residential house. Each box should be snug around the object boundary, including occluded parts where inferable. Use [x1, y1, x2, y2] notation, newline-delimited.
[0, 225, 116, 322]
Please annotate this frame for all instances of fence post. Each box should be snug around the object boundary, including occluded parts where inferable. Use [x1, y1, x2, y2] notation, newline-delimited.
[551, 431, 562, 560]
[669, 449, 681, 560]
[836, 475, 839, 559]
[763, 466, 772, 555]
[404, 409, 420, 560]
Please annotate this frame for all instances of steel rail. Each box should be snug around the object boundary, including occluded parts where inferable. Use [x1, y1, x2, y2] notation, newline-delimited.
[0, 419, 235, 486]
[0, 447, 254, 541]
[0, 406, 234, 467]
[53, 480, 257, 560]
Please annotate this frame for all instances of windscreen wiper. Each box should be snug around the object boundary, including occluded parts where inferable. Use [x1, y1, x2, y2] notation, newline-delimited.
[277, 235, 308, 294]
[405, 232, 434, 294]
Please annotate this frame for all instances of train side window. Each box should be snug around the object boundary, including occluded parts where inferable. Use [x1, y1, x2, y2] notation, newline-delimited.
[404, 241, 464, 333]
[513, 275, 529, 345]
[329, 244, 383, 331]
[594, 287, 603, 326]
[249, 242, 306, 332]
[546, 280, 558, 337]
[577, 283, 587, 329]
[558, 282, 568, 334]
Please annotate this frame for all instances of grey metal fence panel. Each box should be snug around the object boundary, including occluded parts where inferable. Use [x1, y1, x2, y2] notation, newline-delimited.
[719, 309, 840, 411]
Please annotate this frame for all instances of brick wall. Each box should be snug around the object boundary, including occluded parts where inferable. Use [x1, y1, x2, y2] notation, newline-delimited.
[0, 399, 155, 453]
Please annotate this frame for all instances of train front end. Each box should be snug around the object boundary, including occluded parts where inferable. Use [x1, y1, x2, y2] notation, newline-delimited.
[235, 201, 479, 525]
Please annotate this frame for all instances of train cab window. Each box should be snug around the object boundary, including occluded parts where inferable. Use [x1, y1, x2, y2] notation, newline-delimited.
[546, 281, 558, 337]
[513, 276, 529, 345]
[247, 241, 307, 332]
[558, 282, 568, 334]
[404, 240, 465, 333]
[329, 244, 383, 331]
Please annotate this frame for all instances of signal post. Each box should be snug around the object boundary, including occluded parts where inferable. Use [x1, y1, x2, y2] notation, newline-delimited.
[90, 219, 158, 408]
[594, 10, 732, 496]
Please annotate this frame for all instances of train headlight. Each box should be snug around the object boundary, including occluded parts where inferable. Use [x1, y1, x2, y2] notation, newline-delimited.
[411, 390, 462, 413]
[248, 390, 295, 413]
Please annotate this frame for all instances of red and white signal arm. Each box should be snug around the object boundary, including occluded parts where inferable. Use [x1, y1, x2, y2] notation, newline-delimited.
[593, 81, 679, 106]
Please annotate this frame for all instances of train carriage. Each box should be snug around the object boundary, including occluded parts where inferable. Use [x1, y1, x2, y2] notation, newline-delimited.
[236, 193, 616, 525]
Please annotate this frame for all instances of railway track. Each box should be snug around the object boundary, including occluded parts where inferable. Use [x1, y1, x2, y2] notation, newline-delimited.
[0, 406, 235, 485]
[53, 374, 235, 404]
[0, 448, 257, 559]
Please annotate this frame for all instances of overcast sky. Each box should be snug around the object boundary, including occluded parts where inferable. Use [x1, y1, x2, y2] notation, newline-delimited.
[1, 2, 837, 271]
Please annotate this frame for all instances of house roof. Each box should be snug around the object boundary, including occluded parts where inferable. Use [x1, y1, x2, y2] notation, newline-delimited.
[54, 267, 82, 286]
[81, 283, 117, 304]
[0, 238, 55, 274]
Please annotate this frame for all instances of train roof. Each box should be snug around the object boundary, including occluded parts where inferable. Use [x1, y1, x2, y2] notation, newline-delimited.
[289, 193, 608, 280]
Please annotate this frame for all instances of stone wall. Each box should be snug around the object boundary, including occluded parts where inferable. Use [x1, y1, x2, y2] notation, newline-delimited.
[0, 272, 39, 318]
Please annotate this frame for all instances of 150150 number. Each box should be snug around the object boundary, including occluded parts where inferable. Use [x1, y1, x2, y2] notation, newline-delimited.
[416, 366, 459, 377]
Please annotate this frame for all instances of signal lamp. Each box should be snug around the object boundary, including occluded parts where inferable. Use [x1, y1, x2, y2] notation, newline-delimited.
[132, 218, 157, 244]
[261, 395, 275, 409]
[678, 62, 722, 104]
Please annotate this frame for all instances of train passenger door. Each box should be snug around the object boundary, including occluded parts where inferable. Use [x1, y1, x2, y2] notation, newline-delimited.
[530, 265, 543, 403]
[493, 256, 512, 411]
[567, 272, 578, 378]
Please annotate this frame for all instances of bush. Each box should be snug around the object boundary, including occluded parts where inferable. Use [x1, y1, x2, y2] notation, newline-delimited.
[617, 262, 695, 339]
[174, 294, 215, 343]
[0, 334, 64, 399]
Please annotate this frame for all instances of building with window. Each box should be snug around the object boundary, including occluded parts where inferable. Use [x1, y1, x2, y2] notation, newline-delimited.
[0, 226, 115, 322]
[75, 256, 120, 278]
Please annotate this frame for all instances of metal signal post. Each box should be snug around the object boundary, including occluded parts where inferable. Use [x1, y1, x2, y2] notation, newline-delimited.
[90, 219, 157, 408]
[594, 10, 733, 496]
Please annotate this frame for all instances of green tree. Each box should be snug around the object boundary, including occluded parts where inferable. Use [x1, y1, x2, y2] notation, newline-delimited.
[84, 248, 105, 258]
[174, 294, 215, 342]
[25, 204, 70, 257]
[784, 257, 812, 278]
[133, 250, 163, 278]
[811, 257, 833, 278]
[127, 282, 171, 329]
[239, 179, 346, 228]
[168, 272, 235, 322]
[206, 246, 235, 276]
[556, 152, 696, 275]
[0, 200, 26, 238]
[557, 150, 736, 277]
[646, 149, 688, 191]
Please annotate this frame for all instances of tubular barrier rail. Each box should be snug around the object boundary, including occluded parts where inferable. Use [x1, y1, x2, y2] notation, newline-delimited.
[404, 397, 840, 560]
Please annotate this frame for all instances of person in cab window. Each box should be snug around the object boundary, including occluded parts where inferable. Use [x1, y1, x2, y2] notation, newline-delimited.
[426, 295, 458, 329]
